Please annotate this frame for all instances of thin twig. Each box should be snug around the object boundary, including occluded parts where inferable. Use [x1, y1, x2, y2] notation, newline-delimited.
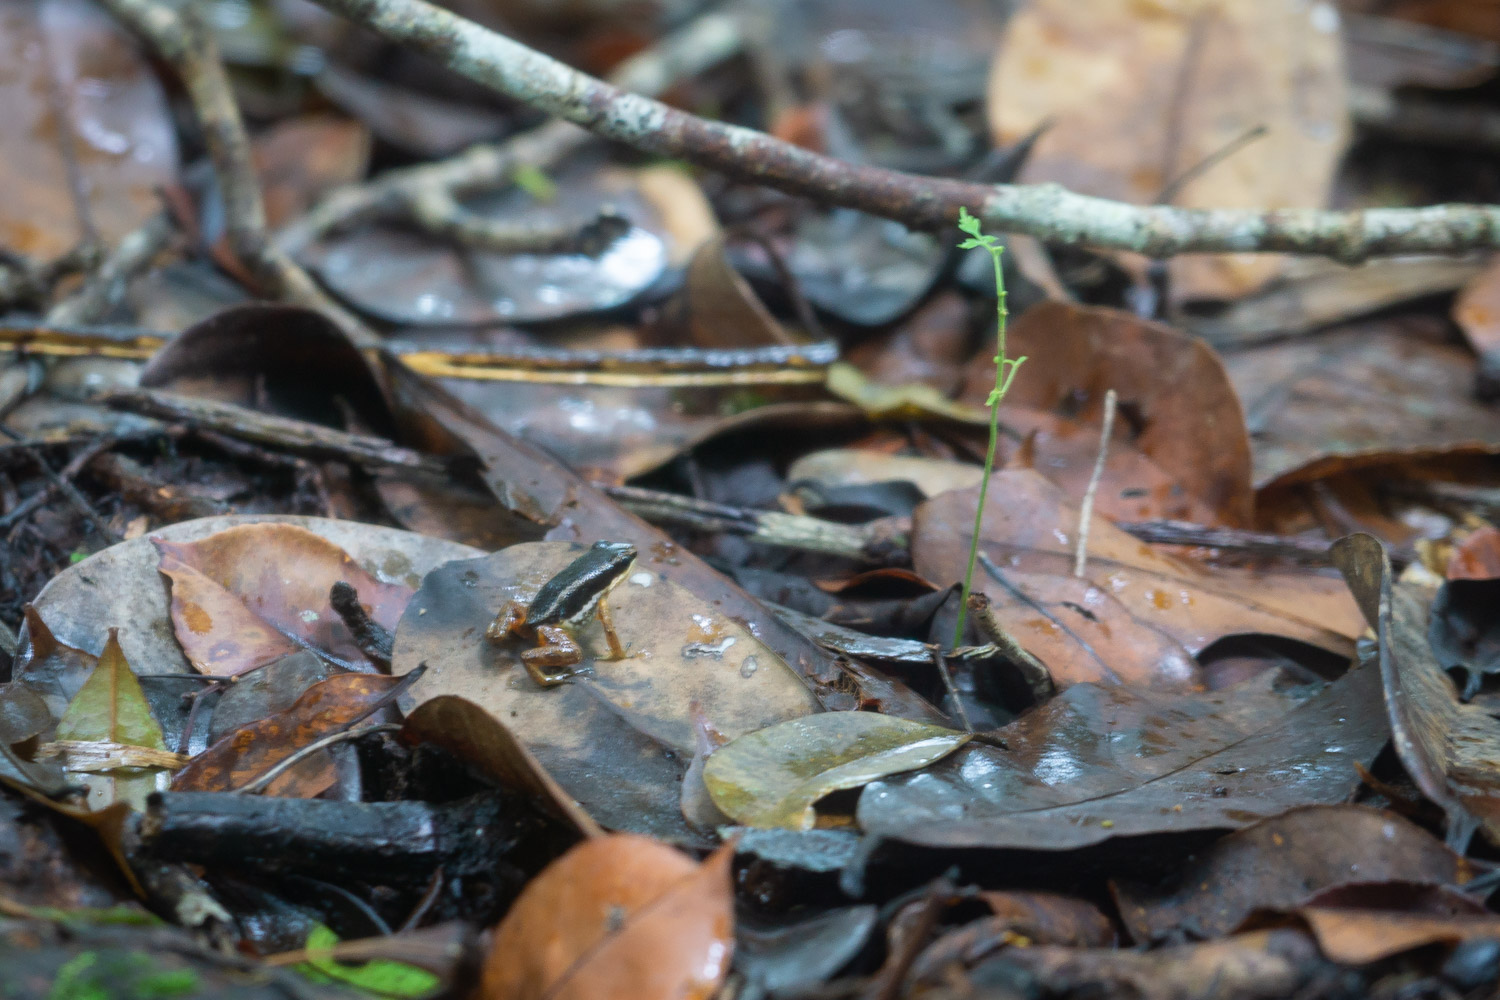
[930, 649, 971, 733]
[98, 0, 376, 345]
[47, 212, 176, 326]
[233, 723, 403, 796]
[303, 0, 1500, 261]
[1074, 389, 1117, 578]
[0, 434, 119, 542]
[407, 190, 630, 255]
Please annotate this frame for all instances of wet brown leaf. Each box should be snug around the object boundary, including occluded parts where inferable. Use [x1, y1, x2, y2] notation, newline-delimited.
[909, 892, 1115, 986]
[172, 672, 412, 797]
[1448, 524, 1500, 580]
[1112, 806, 1471, 943]
[990, 0, 1348, 301]
[1226, 316, 1500, 492]
[0, 0, 177, 259]
[1333, 533, 1500, 849]
[252, 115, 371, 229]
[392, 542, 821, 841]
[857, 664, 1387, 849]
[914, 470, 1360, 688]
[154, 522, 414, 676]
[961, 303, 1254, 526]
[480, 835, 734, 1000]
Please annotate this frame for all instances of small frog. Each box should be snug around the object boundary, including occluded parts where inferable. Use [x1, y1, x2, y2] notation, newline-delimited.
[486, 541, 637, 686]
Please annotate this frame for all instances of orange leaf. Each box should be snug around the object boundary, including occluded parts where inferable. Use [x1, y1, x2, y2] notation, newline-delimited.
[481, 835, 734, 1000]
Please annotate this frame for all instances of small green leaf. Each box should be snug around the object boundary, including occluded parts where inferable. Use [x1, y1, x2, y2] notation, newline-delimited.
[512, 164, 558, 202]
[957, 206, 983, 238]
[298, 925, 441, 998]
[957, 237, 985, 250]
[703, 713, 971, 830]
[69, 551, 88, 564]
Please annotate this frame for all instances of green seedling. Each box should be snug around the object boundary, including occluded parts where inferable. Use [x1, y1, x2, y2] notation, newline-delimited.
[952, 207, 1026, 648]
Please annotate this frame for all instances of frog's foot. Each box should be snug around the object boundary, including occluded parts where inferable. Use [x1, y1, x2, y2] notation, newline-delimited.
[486, 599, 527, 643]
[595, 597, 626, 660]
[522, 624, 584, 686]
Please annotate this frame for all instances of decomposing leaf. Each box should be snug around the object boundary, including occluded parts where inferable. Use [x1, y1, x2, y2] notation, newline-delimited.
[788, 449, 984, 500]
[252, 115, 371, 230]
[1112, 805, 1471, 942]
[1298, 906, 1500, 965]
[736, 906, 879, 997]
[1448, 525, 1500, 580]
[154, 522, 415, 676]
[857, 664, 1386, 849]
[703, 713, 970, 831]
[1333, 533, 1500, 849]
[55, 629, 170, 810]
[909, 892, 1117, 986]
[392, 542, 821, 841]
[1227, 317, 1500, 492]
[959, 302, 1254, 526]
[401, 695, 604, 838]
[990, 0, 1348, 301]
[173, 671, 413, 797]
[303, 166, 670, 326]
[9, 607, 97, 735]
[914, 470, 1360, 689]
[0, 0, 177, 260]
[480, 835, 734, 1000]
[843, 291, 974, 395]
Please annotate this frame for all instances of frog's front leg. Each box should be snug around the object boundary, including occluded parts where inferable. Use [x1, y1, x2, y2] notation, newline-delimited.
[486, 599, 527, 643]
[522, 624, 583, 686]
[595, 597, 626, 660]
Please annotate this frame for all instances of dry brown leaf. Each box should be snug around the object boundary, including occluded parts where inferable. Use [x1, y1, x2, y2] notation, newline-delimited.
[989, 0, 1348, 301]
[961, 303, 1254, 526]
[154, 523, 413, 677]
[1300, 907, 1500, 965]
[481, 835, 734, 1000]
[172, 672, 410, 797]
[253, 115, 371, 230]
[914, 470, 1360, 688]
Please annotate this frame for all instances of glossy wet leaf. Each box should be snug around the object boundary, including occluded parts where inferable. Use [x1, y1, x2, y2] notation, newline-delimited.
[173, 671, 413, 797]
[55, 629, 170, 811]
[480, 835, 734, 1000]
[857, 664, 1386, 849]
[736, 906, 879, 996]
[0, 0, 177, 259]
[914, 470, 1361, 689]
[299, 924, 440, 997]
[1333, 533, 1500, 849]
[959, 303, 1254, 526]
[1112, 806, 1471, 942]
[991, 0, 1347, 301]
[392, 542, 821, 842]
[1227, 317, 1500, 491]
[304, 166, 669, 326]
[154, 522, 415, 676]
[703, 713, 969, 830]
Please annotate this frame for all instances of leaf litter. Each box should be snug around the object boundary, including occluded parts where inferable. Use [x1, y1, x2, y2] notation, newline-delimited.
[8, 0, 1500, 996]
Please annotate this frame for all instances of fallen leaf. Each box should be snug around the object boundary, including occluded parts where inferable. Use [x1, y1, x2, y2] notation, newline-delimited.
[0, 0, 177, 260]
[1429, 577, 1500, 699]
[909, 892, 1116, 986]
[154, 522, 415, 676]
[172, 671, 414, 797]
[55, 629, 170, 811]
[913, 470, 1360, 688]
[401, 695, 604, 838]
[1226, 316, 1500, 492]
[1447, 525, 1500, 580]
[788, 449, 983, 500]
[703, 713, 970, 830]
[1333, 533, 1500, 849]
[252, 115, 371, 229]
[990, 0, 1348, 301]
[1299, 907, 1500, 965]
[393, 542, 822, 841]
[857, 664, 1387, 849]
[480, 835, 734, 1000]
[1112, 805, 1471, 942]
[959, 302, 1254, 526]
[736, 906, 879, 997]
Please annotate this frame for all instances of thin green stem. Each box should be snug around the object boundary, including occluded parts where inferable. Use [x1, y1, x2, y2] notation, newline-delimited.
[951, 209, 1024, 648]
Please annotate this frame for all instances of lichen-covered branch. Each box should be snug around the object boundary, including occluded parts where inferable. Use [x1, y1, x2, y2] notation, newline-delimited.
[99, 0, 376, 344]
[307, 0, 1500, 262]
[273, 12, 744, 256]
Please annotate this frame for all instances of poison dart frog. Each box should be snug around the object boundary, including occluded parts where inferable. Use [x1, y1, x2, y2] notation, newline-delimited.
[486, 540, 636, 686]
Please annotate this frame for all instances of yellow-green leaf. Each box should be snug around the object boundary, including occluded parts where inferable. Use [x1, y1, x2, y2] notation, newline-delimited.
[56, 629, 169, 810]
[703, 713, 970, 830]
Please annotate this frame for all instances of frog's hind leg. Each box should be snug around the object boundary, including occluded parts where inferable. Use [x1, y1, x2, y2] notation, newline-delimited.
[522, 624, 583, 686]
[595, 597, 626, 660]
[486, 600, 527, 643]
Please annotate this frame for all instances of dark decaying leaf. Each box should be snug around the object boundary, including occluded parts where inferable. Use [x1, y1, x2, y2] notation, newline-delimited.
[1333, 532, 1500, 849]
[908, 891, 1116, 987]
[392, 542, 821, 842]
[735, 906, 879, 997]
[1112, 805, 1471, 943]
[960, 302, 1255, 526]
[0, 0, 177, 260]
[154, 522, 415, 677]
[480, 835, 734, 1000]
[1228, 317, 1500, 492]
[1429, 577, 1500, 699]
[172, 671, 414, 797]
[913, 470, 1361, 689]
[857, 663, 1386, 849]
